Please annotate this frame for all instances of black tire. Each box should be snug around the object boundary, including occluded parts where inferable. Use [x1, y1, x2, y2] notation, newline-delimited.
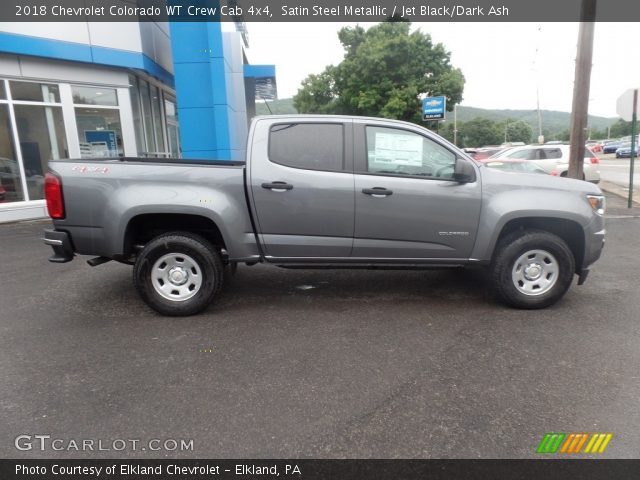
[490, 229, 575, 309]
[133, 232, 223, 316]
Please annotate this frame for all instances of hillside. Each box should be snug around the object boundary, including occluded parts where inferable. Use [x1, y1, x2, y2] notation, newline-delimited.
[453, 106, 616, 134]
[255, 99, 617, 136]
[256, 98, 297, 115]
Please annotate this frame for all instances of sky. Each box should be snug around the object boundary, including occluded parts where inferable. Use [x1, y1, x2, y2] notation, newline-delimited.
[244, 22, 639, 118]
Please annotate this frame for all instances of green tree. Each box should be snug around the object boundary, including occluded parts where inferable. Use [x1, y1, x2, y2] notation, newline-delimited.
[459, 117, 502, 148]
[502, 120, 532, 144]
[438, 122, 457, 144]
[293, 22, 465, 124]
[588, 128, 607, 141]
[609, 119, 632, 138]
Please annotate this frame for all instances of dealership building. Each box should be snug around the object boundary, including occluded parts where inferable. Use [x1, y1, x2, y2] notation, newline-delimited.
[0, 14, 276, 222]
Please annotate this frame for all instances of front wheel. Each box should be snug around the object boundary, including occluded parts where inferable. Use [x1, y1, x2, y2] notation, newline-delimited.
[490, 229, 575, 309]
[133, 232, 223, 316]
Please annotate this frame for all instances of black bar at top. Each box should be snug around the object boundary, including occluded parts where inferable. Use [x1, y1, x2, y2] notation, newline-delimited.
[1, 0, 639, 22]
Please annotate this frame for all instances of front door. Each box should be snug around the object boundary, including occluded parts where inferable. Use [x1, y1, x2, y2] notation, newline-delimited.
[352, 123, 482, 259]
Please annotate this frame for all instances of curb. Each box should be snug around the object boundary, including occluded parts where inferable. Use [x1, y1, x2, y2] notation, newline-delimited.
[598, 180, 640, 207]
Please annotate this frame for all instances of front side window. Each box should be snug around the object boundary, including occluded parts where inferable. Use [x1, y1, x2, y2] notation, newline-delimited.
[269, 123, 344, 171]
[366, 126, 456, 179]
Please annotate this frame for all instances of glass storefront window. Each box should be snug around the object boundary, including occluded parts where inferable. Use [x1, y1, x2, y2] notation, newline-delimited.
[75, 107, 123, 158]
[72, 86, 118, 106]
[13, 104, 67, 200]
[129, 76, 145, 155]
[139, 79, 156, 154]
[11, 81, 60, 103]
[150, 85, 165, 154]
[0, 105, 25, 203]
[164, 97, 180, 157]
[0, 81, 6, 100]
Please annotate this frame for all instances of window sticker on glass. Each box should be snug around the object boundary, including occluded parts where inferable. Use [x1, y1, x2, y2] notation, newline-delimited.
[373, 131, 423, 167]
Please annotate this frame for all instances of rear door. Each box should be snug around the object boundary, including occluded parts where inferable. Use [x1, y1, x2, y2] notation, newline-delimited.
[352, 121, 482, 259]
[249, 118, 355, 259]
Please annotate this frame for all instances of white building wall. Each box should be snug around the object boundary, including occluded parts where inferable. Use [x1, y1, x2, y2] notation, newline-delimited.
[0, 21, 174, 74]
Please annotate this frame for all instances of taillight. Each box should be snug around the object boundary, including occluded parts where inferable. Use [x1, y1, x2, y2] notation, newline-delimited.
[589, 157, 599, 164]
[45, 173, 65, 219]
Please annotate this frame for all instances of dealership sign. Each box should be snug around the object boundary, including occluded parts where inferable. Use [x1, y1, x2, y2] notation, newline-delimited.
[422, 96, 446, 121]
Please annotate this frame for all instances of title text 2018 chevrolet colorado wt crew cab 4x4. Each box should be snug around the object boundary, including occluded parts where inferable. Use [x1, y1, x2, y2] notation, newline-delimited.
[43, 115, 606, 316]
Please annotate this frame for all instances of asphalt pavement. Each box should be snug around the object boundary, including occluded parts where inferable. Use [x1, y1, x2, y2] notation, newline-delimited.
[1, 194, 639, 459]
[597, 153, 640, 192]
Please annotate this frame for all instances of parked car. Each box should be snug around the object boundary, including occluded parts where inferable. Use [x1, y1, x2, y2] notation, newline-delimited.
[44, 115, 606, 315]
[603, 141, 622, 154]
[472, 146, 509, 160]
[615, 142, 637, 158]
[487, 144, 600, 183]
[586, 140, 603, 153]
[483, 159, 550, 175]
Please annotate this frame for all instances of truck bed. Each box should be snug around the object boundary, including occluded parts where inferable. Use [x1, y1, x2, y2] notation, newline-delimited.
[48, 157, 259, 261]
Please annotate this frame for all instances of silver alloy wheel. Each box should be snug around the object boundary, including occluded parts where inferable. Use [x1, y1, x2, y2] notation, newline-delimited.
[151, 253, 203, 301]
[511, 249, 559, 296]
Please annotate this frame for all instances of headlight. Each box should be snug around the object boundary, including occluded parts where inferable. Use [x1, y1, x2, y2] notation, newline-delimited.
[587, 194, 605, 215]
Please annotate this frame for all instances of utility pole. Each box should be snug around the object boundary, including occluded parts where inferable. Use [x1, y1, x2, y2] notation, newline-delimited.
[568, 0, 597, 179]
[537, 86, 544, 143]
[453, 104, 458, 146]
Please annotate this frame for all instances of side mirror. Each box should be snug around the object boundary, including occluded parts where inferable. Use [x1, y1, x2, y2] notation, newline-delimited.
[452, 158, 476, 183]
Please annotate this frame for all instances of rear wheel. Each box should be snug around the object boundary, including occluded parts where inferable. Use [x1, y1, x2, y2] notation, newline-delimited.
[490, 229, 575, 309]
[133, 232, 223, 316]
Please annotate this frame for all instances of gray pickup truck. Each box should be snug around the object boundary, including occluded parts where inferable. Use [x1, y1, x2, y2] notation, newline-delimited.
[44, 115, 606, 316]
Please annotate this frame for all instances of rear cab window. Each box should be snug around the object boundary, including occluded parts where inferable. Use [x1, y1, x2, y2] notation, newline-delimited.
[268, 123, 345, 172]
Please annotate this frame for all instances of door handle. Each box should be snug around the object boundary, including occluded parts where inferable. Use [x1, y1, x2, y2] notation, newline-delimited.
[362, 187, 393, 197]
[262, 182, 294, 191]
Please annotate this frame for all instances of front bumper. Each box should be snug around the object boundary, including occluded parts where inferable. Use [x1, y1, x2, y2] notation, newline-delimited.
[43, 229, 74, 263]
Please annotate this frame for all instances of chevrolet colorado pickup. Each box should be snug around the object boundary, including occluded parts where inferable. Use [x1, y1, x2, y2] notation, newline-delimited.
[44, 115, 606, 316]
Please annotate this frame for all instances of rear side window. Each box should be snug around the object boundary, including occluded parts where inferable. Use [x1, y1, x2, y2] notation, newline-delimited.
[269, 123, 344, 172]
[543, 148, 562, 159]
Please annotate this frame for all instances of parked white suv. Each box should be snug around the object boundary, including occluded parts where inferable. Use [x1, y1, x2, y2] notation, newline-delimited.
[488, 145, 600, 183]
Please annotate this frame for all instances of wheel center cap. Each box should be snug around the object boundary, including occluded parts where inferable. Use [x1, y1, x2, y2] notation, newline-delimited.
[168, 267, 188, 285]
[524, 263, 542, 280]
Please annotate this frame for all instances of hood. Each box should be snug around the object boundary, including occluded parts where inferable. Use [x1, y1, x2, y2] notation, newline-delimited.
[479, 164, 602, 196]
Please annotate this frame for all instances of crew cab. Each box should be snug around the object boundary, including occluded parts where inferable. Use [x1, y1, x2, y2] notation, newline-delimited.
[44, 115, 606, 316]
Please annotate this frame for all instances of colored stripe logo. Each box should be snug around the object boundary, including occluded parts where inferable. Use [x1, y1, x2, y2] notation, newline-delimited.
[537, 433, 612, 454]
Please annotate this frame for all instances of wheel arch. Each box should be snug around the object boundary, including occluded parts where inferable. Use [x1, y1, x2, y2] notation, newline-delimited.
[491, 217, 585, 273]
[123, 212, 227, 257]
